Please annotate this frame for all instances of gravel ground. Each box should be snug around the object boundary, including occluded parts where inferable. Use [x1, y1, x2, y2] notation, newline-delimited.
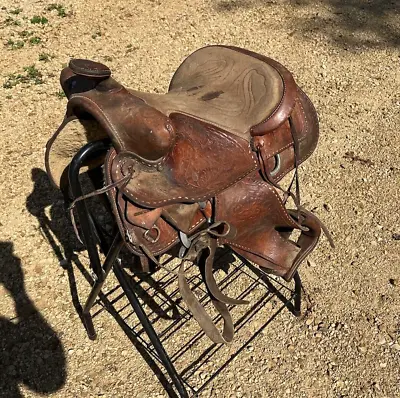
[0, 1, 399, 397]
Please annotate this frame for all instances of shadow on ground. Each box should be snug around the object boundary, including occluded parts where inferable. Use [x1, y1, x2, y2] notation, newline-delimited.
[0, 242, 66, 397]
[25, 167, 306, 397]
[215, 0, 400, 49]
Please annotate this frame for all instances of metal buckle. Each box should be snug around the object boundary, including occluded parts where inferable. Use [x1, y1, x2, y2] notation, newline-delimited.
[143, 226, 160, 243]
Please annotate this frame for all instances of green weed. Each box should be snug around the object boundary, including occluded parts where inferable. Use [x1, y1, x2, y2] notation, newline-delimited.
[47, 4, 67, 17]
[39, 53, 51, 62]
[29, 37, 41, 45]
[3, 65, 44, 89]
[5, 39, 24, 50]
[30, 15, 48, 24]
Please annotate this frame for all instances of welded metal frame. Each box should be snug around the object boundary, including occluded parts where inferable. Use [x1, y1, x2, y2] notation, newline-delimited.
[66, 140, 303, 398]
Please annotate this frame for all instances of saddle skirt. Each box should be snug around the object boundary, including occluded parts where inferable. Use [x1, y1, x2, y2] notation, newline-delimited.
[46, 45, 332, 343]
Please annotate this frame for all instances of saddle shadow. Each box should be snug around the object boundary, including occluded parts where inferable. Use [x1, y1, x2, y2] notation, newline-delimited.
[214, 0, 400, 50]
[26, 168, 85, 262]
[0, 242, 66, 397]
[27, 168, 181, 395]
[29, 167, 300, 397]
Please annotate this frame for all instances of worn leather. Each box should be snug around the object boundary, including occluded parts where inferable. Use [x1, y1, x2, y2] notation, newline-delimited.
[46, 45, 329, 344]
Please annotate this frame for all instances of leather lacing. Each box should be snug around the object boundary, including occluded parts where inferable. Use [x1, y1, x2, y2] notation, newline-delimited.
[68, 171, 133, 244]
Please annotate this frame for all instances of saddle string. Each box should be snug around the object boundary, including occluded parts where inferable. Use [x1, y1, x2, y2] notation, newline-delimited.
[137, 223, 243, 343]
[68, 171, 133, 244]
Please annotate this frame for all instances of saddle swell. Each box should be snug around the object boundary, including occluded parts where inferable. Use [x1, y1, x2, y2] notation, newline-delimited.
[46, 45, 331, 344]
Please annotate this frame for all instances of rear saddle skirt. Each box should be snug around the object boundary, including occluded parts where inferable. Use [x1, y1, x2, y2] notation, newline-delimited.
[46, 45, 333, 344]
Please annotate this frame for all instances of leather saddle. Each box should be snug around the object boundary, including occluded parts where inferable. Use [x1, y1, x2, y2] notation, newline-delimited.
[46, 45, 332, 343]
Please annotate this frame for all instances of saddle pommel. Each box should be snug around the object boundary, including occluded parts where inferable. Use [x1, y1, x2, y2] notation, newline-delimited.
[61, 59, 176, 161]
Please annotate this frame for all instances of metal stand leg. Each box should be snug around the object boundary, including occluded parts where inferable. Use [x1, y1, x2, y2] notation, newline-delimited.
[82, 234, 123, 339]
[67, 140, 188, 397]
[114, 265, 189, 398]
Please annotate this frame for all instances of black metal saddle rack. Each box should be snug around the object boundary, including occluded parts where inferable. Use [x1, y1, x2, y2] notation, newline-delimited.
[65, 140, 305, 398]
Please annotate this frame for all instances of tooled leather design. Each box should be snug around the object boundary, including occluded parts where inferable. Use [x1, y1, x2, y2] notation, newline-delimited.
[69, 59, 111, 78]
[215, 171, 302, 275]
[105, 149, 207, 256]
[111, 114, 258, 207]
[252, 87, 319, 183]
[220, 45, 298, 135]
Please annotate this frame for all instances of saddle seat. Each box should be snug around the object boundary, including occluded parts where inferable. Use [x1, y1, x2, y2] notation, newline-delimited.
[129, 45, 296, 139]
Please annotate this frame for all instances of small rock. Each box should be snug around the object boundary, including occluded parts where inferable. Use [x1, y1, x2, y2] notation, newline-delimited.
[39, 258, 53, 266]
[335, 380, 345, 388]
[389, 278, 398, 287]
[323, 203, 332, 212]
[307, 259, 317, 267]
[391, 343, 400, 351]
[306, 318, 314, 326]
[358, 346, 367, 354]
[315, 332, 323, 338]
[380, 362, 387, 368]
[392, 233, 400, 240]
[377, 337, 386, 345]
[288, 345, 295, 352]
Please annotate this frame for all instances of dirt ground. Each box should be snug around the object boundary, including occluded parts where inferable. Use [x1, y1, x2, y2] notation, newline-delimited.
[0, 0, 399, 397]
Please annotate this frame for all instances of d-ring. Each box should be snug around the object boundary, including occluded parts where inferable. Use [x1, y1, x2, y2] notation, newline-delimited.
[270, 154, 281, 177]
[143, 226, 160, 243]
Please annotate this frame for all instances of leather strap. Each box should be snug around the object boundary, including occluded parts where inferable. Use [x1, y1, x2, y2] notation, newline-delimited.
[139, 225, 245, 344]
[44, 115, 78, 189]
[204, 237, 248, 306]
[178, 261, 234, 344]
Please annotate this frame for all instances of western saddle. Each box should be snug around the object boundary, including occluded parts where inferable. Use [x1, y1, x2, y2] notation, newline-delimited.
[45, 45, 333, 344]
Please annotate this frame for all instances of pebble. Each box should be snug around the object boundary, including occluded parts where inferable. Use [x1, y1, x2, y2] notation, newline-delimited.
[39, 258, 53, 266]
[323, 203, 332, 212]
[358, 346, 367, 354]
[389, 278, 398, 287]
[377, 337, 386, 345]
[306, 318, 314, 326]
[307, 259, 317, 267]
[315, 332, 323, 338]
[391, 343, 400, 351]
[392, 233, 400, 240]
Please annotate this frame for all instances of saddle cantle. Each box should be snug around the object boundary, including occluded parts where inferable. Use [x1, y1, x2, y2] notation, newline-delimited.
[46, 45, 333, 344]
